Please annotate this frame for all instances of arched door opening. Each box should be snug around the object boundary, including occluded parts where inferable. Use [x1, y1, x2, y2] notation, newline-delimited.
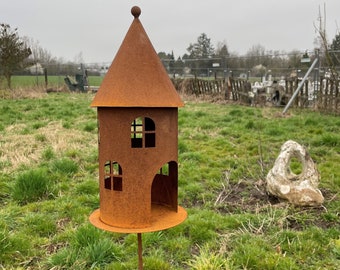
[151, 161, 178, 210]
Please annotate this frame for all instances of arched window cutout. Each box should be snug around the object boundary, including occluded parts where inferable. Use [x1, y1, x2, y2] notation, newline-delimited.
[131, 117, 155, 148]
[104, 161, 122, 191]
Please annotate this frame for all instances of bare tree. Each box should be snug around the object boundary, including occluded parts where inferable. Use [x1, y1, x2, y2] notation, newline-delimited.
[245, 44, 267, 69]
[23, 37, 55, 65]
[314, 4, 338, 79]
[73, 51, 84, 64]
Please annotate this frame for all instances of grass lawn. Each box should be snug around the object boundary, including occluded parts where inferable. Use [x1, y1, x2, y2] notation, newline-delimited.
[0, 92, 339, 269]
[0, 75, 103, 90]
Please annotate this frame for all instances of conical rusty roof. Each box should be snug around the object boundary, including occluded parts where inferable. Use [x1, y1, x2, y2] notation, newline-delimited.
[91, 6, 184, 108]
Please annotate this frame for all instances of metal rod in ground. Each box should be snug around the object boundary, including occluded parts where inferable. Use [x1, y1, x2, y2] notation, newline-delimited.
[282, 57, 319, 115]
[138, 233, 143, 270]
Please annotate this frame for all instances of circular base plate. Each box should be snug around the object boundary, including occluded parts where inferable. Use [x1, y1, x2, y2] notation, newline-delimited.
[89, 205, 187, 233]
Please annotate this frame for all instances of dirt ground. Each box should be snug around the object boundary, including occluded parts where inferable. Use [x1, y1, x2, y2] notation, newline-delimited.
[214, 177, 338, 231]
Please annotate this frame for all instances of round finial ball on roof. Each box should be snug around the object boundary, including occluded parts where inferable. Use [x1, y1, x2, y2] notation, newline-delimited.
[131, 6, 141, 18]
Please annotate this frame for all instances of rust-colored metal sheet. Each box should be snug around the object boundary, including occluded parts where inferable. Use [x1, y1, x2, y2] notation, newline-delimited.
[90, 205, 187, 233]
[91, 6, 184, 108]
[89, 6, 186, 234]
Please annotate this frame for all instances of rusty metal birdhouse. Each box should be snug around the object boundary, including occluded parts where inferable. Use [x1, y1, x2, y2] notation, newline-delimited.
[89, 6, 187, 235]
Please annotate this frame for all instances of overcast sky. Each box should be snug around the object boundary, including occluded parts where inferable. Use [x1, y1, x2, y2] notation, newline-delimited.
[2, 0, 339, 63]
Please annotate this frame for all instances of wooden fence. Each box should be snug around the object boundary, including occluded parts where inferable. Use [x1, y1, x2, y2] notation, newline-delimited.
[172, 78, 227, 97]
[173, 77, 339, 114]
[317, 78, 340, 112]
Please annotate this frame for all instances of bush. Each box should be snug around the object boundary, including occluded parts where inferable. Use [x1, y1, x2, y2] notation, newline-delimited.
[48, 225, 123, 269]
[12, 168, 51, 204]
[186, 244, 230, 270]
[51, 158, 78, 175]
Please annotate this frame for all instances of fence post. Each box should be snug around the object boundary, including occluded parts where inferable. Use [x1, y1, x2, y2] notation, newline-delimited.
[313, 49, 320, 109]
[44, 68, 48, 89]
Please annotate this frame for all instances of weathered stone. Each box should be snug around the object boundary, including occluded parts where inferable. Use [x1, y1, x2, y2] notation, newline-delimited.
[266, 140, 324, 206]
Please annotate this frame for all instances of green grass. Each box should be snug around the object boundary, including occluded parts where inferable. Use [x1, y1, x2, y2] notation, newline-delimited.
[0, 93, 339, 269]
[0, 75, 103, 89]
[12, 168, 53, 204]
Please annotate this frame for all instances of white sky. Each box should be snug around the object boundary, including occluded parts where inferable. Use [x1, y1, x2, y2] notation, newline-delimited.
[1, 0, 339, 63]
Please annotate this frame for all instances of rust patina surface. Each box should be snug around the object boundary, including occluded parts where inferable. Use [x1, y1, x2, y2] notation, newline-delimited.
[89, 6, 187, 233]
[91, 6, 184, 108]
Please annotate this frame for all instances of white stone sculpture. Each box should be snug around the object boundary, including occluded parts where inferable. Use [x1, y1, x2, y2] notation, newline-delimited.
[266, 140, 324, 206]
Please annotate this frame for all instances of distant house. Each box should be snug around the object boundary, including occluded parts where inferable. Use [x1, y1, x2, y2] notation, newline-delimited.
[26, 63, 44, 74]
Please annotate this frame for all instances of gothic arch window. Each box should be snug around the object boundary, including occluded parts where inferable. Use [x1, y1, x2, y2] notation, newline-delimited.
[131, 117, 155, 148]
[104, 161, 122, 191]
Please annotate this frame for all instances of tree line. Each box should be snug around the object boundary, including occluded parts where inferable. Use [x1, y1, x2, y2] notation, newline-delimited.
[1, 23, 339, 89]
[158, 33, 340, 79]
[0, 24, 85, 89]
